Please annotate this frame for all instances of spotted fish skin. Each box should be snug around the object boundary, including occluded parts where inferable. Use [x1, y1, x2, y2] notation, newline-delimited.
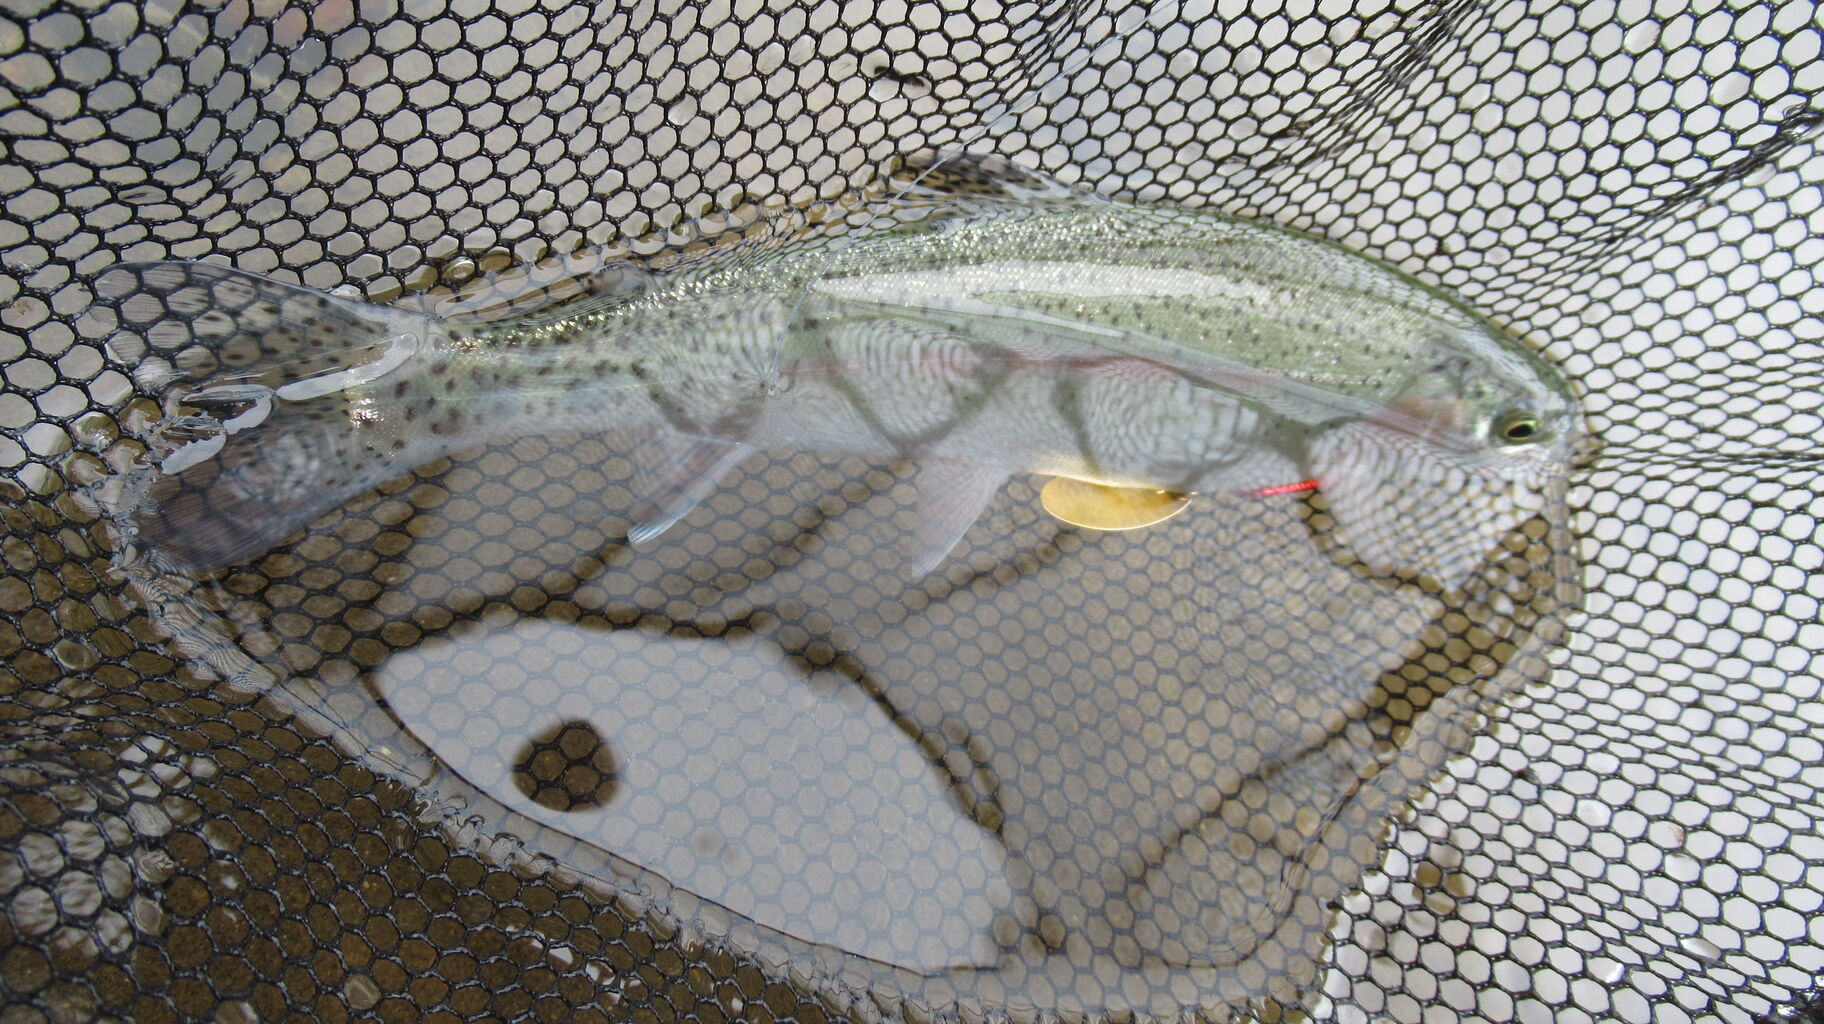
[100, 161, 1578, 578]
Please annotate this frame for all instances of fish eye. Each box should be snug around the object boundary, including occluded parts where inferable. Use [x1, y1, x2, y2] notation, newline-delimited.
[1495, 412, 1542, 444]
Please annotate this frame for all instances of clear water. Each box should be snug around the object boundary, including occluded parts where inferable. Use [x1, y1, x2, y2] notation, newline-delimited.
[78, 236, 1580, 1018]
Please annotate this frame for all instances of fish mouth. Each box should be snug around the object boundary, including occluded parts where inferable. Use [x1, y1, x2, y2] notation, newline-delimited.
[1343, 407, 1579, 480]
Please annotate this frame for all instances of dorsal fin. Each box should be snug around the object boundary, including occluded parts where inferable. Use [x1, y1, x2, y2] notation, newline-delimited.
[880, 150, 1108, 230]
[896, 150, 1099, 202]
[430, 257, 655, 324]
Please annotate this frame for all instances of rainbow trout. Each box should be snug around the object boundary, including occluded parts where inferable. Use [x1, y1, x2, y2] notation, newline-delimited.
[97, 158, 1578, 583]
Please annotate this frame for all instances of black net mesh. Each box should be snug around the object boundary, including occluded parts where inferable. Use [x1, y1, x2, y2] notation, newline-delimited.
[2, 1, 1821, 1022]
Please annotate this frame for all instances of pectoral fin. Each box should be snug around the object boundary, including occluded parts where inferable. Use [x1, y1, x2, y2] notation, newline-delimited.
[1039, 478, 1191, 531]
[907, 458, 1008, 574]
[1307, 422, 1545, 590]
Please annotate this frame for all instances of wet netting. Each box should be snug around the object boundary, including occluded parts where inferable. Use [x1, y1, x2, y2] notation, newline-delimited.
[2, 0, 1821, 1022]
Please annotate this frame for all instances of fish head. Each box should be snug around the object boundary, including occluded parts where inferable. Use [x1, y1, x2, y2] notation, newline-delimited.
[1306, 325, 1582, 591]
[1370, 324, 1580, 475]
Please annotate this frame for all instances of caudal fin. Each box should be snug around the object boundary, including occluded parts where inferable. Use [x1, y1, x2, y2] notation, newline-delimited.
[94, 262, 437, 575]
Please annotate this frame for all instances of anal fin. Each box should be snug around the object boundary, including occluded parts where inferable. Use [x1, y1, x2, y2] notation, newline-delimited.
[625, 433, 754, 546]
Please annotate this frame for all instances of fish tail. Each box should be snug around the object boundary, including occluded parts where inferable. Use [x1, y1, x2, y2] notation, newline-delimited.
[94, 261, 440, 575]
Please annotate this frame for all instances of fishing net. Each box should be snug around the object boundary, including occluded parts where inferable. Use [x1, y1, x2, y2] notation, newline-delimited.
[2, 0, 1820, 1022]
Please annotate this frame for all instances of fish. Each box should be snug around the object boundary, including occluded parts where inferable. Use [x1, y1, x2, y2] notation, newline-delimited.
[92, 155, 1579, 584]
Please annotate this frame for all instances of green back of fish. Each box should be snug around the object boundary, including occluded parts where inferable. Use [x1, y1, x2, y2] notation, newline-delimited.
[798, 200, 1506, 404]
[458, 158, 1568, 423]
